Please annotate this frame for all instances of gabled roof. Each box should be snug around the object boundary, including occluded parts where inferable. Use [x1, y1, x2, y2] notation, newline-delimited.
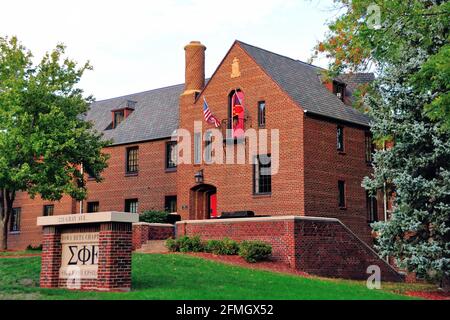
[85, 40, 373, 147]
[236, 41, 371, 126]
[84, 83, 184, 146]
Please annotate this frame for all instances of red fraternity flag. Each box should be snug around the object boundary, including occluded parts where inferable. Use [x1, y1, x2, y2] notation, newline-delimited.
[232, 91, 245, 138]
[203, 97, 221, 127]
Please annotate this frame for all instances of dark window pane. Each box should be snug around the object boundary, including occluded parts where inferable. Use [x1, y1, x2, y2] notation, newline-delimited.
[338, 180, 346, 207]
[166, 141, 177, 169]
[87, 202, 99, 213]
[258, 101, 266, 127]
[125, 199, 138, 213]
[337, 126, 344, 151]
[366, 192, 378, 223]
[126, 147, 139, 173]
[165, 196, 177, 213]
[365, 132, 374, 163]
[43, 205, 54, 216]
[114, 110, 125, 128]
[254, 154, 271, 194]
[10, 208, 21, 232]
[333, 82, 345, 101]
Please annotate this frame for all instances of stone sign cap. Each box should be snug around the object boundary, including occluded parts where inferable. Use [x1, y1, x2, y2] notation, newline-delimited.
[37, 211, 139, 227]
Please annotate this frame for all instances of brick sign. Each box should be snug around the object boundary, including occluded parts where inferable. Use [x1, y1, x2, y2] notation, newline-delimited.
[37, 212, 138, 292]
[60, 232, 99, 280]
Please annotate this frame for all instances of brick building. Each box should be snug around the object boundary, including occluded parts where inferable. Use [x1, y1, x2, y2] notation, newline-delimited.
[7, 40, 381, 250]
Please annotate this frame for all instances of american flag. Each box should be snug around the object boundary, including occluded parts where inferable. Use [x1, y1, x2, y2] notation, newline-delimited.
[203, 97, 221, 127]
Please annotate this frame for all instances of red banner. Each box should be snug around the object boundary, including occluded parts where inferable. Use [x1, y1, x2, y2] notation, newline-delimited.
[232, 91, 245, 139]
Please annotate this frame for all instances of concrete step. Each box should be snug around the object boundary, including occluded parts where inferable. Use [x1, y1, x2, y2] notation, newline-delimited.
[135, 240, 168, 253]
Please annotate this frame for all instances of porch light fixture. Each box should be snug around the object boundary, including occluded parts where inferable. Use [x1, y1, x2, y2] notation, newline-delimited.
[194, 169, 204, 184]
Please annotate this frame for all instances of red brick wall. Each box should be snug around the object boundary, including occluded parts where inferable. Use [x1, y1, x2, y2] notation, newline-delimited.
[294, 218, 402, 281]
[132, 222, 174, 250]
[84, 139, 176, 213]
[176, 216, 403, 282]
[303, 116, 374, 244]
[177, 42, 305, 220]
[9, 139, 176, 250]
[8, 194, 76, 250]
[177, 218, 296, 266]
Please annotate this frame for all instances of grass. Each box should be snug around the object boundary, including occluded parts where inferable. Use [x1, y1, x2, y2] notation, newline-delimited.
[0, 253, 420, 300]
[0, 249, 41, 256]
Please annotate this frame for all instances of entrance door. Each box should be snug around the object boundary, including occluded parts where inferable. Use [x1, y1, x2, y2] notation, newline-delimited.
[209, 193, 217, 218]
[190, 184, 217, 220]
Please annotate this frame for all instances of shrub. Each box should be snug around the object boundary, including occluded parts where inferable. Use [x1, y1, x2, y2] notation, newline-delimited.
[176, 236, 204, 253]
[205, 238, 239, 255]
[221, 238, 239, 255]
[139, 210, 170, 223]
[187, 236, 204, 252]
[238, 240, 272, 263]
[26, 244, 42, 251]
[165, 238, 179, 252]
[205, 239, 222, 254]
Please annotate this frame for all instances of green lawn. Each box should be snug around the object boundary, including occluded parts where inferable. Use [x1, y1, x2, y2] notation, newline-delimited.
[0, 253, 417, 300]
[0, 250, 41, 256]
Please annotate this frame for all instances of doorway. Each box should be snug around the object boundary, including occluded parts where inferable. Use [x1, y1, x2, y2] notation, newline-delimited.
[190, 184, 217, 220]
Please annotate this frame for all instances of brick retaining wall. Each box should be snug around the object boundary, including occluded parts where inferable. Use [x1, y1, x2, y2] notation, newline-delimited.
[176, 216, 404, 282]
[132, 222, 174, 250]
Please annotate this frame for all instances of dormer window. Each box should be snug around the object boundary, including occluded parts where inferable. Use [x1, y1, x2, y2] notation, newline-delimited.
[333, 81, 346, 102]
[110, 102, 136, 129]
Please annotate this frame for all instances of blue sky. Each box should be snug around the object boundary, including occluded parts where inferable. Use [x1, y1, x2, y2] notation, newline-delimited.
[1, 0, 341, 100]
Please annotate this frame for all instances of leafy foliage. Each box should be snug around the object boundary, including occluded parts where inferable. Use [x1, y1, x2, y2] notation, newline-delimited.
[165, 238, 179, 252]
[238, 240, 272, 263]
[315, 1, 450, 284]
[25, 244, 42, 251]
[314, 0, 450, 130]
[174, 236, 204, 253]
[166, 236, 271, 262]
[205, 238, 239, 255]
[0, 36, 110, 249]
[139, 210, 170, 224]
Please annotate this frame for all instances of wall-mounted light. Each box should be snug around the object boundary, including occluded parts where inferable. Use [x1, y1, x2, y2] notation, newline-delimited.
[194, 169, 204, 184]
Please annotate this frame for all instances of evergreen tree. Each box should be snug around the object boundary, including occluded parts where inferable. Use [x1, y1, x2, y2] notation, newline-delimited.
[314, 0, 449, 287]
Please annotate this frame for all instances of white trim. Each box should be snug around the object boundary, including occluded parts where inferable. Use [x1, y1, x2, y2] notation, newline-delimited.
[176, 215, 339, 225]
[37, 211, 138, 226]
[133, 222, 174, 227]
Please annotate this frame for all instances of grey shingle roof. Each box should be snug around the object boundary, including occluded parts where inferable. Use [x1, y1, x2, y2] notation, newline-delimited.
[237, 41, 371, 126]
[84, 83, 183, 146]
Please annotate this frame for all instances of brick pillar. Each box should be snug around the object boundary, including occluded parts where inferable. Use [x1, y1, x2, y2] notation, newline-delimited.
[176, 221, 187, 237]
[40, 226, 61, 288]
[132, 223, 150, 250]
[97, 222, 133, 291]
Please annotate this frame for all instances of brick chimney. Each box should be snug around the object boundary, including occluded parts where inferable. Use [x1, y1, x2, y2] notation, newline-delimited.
[182, 41, 206, 96]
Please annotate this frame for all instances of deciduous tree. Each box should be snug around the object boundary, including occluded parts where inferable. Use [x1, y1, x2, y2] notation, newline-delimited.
[0, 36, 109, 250]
